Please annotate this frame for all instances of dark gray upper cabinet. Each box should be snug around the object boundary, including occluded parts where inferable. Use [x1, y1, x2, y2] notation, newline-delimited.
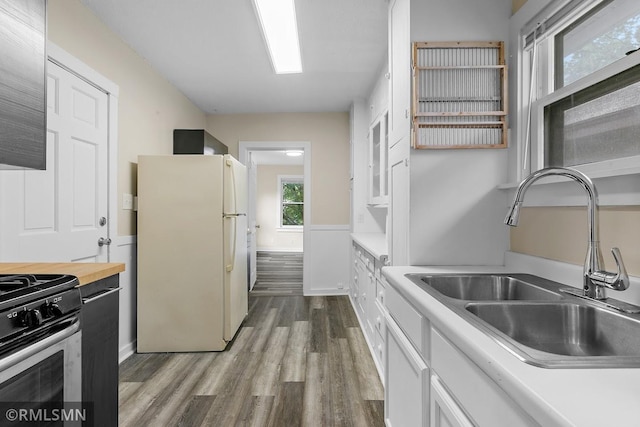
[0, 0, 46, 170]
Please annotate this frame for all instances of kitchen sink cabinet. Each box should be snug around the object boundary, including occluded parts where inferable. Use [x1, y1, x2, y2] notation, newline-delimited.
[430, 328, 538, 426]
[385, 276, 537, 427]
[385, 309, 429, 427]
[79, 274, 121, 427]
[430, 374, 473, 427]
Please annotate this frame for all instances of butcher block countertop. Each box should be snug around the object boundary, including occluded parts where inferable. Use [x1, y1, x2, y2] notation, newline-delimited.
[0, 263, 125, 286]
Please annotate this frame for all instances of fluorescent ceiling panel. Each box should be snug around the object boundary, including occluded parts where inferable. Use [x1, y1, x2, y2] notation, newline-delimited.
[253, 0, 302, 74]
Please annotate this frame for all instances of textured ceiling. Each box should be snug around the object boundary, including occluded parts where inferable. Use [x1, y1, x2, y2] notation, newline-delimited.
[81, 0, 389, 114]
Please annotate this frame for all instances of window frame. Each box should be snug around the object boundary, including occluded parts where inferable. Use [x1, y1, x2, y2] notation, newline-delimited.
[278, 175, 304, 229]
[516, 0, 640, 180]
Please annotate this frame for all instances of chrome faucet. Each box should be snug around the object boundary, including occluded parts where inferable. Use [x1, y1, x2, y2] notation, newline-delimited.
[504, 167, 629, 300]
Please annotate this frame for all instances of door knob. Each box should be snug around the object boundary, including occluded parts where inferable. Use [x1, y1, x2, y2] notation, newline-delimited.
[98, 237, 112, 247]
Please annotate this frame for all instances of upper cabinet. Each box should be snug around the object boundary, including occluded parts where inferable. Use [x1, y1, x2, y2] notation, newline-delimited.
[369, 111, 389, 206]
[0, 0, 47, 170]
[388, 0, 411, 149]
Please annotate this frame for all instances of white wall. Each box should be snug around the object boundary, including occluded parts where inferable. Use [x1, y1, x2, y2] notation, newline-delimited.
[407, 0, 512, 266]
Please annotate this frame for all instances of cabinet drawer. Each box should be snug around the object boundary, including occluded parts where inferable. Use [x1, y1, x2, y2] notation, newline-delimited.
[431, 328, 539, 427]
[386, 284, 426, 358]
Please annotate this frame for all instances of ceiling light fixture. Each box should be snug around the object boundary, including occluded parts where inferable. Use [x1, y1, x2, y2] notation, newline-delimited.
[252, 0, 302, 74]
[285, 150, 303, 157]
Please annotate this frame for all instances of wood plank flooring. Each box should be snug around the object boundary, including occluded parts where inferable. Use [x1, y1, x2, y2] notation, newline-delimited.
[251, 252, 303, 296]
[119, 294, 385, 426]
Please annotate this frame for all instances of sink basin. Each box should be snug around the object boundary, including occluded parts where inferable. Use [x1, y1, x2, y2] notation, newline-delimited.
[408, 274, 561, 301]
[404, 272, 640, 367]
[466, 302, 640, 358]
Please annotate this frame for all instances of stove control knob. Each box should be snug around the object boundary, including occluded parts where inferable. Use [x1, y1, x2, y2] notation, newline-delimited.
[41, 302, 62, 318]
[20, 309, 43, 328]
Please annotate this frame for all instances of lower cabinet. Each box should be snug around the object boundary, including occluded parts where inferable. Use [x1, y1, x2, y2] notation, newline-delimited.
[384, 279, 539, 427]
[385, 313, 429, 427]
[350, 241, 388, 381]
[79, 275, 121, 427]
[430, 375, 474, 427]
[430, 329, 538, 426]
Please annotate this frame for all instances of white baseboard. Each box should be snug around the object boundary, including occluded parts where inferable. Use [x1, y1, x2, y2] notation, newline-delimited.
[256, 248, 303, 253]
[304, 289, 349, 296]
[119, 340, 136, 363]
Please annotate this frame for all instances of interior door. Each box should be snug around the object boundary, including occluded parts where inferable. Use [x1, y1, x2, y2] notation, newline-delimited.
[0, 61, 109, 262]
[246, 153, 258, 290]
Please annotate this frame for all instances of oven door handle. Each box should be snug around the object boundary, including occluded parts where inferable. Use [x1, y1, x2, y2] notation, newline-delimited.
[0, 319, 80, 372]
[82, 287, 121, 304]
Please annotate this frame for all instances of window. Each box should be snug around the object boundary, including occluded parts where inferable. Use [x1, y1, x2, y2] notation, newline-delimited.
[279, 176, 303, 227]
[555, 0, 640, 88]
[520, 0, 640, 173]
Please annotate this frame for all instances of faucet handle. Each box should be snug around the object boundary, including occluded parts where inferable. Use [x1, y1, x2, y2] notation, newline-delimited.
[589, 247, 630, 292]
[609, 247, 630, 291]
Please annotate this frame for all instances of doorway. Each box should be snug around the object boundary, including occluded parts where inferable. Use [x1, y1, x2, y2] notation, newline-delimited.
[0, 43, 118, 262]
[239, 141, 311, 296]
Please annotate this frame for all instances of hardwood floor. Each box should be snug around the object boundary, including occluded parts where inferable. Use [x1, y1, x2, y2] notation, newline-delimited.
[119, 294, 385, 426]
[251, 252, 303, 296]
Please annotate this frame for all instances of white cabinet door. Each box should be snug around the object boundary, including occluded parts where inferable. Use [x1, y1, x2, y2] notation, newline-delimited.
[369, 112, 389, 206]
[385, 313, 429, 427]
[431, 374, 474, 427]
[388, 0, 411, 147]
[389, 141, 410, 266]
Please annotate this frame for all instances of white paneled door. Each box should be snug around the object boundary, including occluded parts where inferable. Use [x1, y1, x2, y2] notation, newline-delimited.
[246, 153, 257, 290]
[0, 61, 109, 262]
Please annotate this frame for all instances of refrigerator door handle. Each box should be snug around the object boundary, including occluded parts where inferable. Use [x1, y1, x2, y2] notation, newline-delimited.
[226, 157, 237, 215]
[226, 215, 236, 272]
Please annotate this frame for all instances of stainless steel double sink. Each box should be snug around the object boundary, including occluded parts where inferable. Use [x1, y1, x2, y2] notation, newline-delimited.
[405, 273, 640, 368]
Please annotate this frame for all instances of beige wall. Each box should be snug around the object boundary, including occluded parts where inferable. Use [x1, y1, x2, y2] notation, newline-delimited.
[510, 206, 640, 277]
[48, 0, 207, 236]
[512, 0, 527, 14]
[207, 113, 350, 225]
[256, 165, 304, 251]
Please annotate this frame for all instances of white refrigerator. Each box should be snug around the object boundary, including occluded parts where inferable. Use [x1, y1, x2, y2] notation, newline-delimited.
[137, 154, 248, 352]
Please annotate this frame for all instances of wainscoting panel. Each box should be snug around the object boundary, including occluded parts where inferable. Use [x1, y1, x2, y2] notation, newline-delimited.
[112, 236, 137, 362]
[304, 225, 351, 295]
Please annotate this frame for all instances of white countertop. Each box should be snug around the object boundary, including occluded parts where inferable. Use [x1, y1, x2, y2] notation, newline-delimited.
[351, 233, 388, 260]
[383, 265, 640, 427]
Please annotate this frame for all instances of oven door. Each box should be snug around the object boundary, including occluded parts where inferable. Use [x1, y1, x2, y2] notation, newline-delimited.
[0, 318, 82, 426]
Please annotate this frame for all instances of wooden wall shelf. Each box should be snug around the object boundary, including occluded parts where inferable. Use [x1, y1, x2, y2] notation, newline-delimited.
[412, 41, 507, 149]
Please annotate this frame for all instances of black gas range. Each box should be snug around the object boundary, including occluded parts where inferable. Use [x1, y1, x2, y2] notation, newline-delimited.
[0, 274, 81, 356]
